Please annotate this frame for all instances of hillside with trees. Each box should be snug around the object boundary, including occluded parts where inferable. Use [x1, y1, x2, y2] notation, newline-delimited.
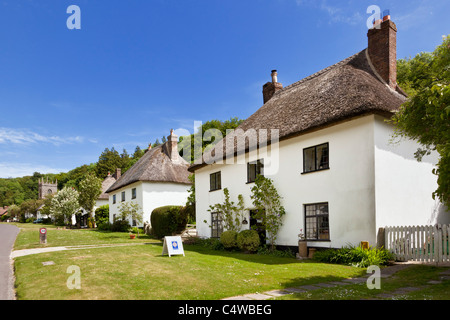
[0, 118, 244, 208]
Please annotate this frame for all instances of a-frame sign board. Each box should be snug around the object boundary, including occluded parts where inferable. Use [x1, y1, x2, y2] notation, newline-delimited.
[162, 236, 185, 257]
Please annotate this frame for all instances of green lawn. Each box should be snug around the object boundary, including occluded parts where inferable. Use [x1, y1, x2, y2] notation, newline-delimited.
[12, 223, 156, 250]
[14, 243, 365, 300]
[10, 223, 450, 300]
[276, 265, 450, 300]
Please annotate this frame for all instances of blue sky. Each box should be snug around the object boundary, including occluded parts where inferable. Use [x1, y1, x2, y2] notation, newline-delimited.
[0, 0, 449, 178]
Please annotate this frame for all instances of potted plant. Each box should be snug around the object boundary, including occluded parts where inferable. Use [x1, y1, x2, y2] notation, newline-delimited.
[298, 229, 308, 258]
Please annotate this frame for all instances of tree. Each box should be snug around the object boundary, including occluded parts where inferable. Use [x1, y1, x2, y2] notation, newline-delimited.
[96, 147, 122, 179]
[178, 117, 244, 163]
[50, 186, 79, 226]
[208, 188, 245, 233]
[19, 199, 43, 220]
[392, 35, 450, 207]
[118, 202, 143, 236]
[250, 175, 286, 251]
[78, 172, 103, 226]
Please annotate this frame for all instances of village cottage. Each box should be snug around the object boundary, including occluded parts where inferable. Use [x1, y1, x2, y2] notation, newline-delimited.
[189, 16, 449, 250]
[106, 130, 192, 227]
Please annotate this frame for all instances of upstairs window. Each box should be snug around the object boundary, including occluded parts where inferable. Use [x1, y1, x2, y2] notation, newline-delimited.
[113, 194, 116, 204]
[132, 188, 137, 199]
[210, 171, 222, 191]
[247, 159, 264, 183]
[121, 191, 125, 202]
[303, 143, 329, 173]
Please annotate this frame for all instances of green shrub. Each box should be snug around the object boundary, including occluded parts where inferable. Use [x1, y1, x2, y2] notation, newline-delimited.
[95, 205, 109, 226]
[97, 221, 112, 231]
[111, 220, 130, 232]
[150, 206, 187, 239]
[237, 230, 260, 253]
[313, 244, 395, 268]
[220, 230, 238, 249]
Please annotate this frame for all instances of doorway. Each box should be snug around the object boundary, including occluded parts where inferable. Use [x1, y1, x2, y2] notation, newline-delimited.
[249, 209, 266, 245]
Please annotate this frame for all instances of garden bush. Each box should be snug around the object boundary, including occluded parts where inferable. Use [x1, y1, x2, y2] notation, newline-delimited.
[220, 230, 238, 249]
[111, 219, 131, 232]
[97, 221, 112, 231]
[94, 205, 110, 226]
[237, 230, 260, 253]
[150, 205, 187, 239]
[313, 244, 395, 268]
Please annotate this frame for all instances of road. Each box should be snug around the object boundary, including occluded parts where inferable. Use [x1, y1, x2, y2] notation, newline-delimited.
[0, 224, 20, 300]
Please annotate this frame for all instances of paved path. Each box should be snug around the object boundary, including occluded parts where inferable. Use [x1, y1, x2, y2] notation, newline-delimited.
[0, 224, 20, 300]
[10, 242, 152, 258]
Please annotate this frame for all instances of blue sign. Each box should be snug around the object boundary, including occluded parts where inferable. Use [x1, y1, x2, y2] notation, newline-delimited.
[172, 241, 179, 250]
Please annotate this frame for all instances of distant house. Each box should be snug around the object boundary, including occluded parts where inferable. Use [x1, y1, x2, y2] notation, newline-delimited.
[106, 130, 192, 227]
[189, 16, 449, 249]
[0, 206, 8, 219]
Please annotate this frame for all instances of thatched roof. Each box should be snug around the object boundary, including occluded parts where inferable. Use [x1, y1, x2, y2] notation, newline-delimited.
[189, 49, 407, 172]
[98, 174, 117, 200]
[106, 142, 191, 193]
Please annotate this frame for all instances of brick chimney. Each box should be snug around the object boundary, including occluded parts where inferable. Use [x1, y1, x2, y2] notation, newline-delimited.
[367, 11, 397, 89]
[165, 129, 179, 162]
[262, 70, 283, 104]
[114, 168, 121, 180]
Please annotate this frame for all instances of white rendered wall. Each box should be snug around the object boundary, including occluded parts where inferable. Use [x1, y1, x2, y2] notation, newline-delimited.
[109, 182, 190, 226]
[373, 115, 448, 228]
[196, 115, 378, 248]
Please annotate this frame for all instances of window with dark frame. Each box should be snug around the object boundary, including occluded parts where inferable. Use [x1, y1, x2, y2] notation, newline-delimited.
[132, 188, 137, 199]
[247, 159, 264, 183]
[209, 171, 222, 191]
[210, 212, 223, 238]
[113, 194, 116, 204]
[304, 203, 330, 241]
[121, 191, 125, 202]
[303, 143, 329, 173]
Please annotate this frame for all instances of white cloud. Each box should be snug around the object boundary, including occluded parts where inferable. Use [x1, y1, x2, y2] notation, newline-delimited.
[0, 162, 69, 178]
[0, 127, 86, 146]
[295, 0, 364, 26]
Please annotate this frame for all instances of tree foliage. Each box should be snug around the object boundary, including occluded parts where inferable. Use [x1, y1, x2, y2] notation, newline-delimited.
[250, 175, 286, 250]
[208, 188, 245, 233]
[50, 186, 79, 226]
[392, 35, 450, 207]
[78, 172, 103, 220]
[178, 117, 244, 163]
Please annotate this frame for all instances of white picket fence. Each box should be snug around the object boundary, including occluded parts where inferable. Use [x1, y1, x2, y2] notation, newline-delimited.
[384, 225, 450, 263]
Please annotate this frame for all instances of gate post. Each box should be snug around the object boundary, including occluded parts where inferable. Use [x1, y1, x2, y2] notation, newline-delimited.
[377, 227, 385, 249]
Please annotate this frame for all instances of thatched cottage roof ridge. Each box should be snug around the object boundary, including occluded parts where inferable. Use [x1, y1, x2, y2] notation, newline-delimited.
[188, 48, 408, 172]
[106, 139, 191, 194]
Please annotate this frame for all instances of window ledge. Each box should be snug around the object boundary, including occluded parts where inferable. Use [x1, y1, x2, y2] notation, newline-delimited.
[301, 168, 330, 175]
[209, 188, 222, 193]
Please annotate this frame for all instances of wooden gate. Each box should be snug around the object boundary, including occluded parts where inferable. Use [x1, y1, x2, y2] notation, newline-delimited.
[384, 225, 449, 263]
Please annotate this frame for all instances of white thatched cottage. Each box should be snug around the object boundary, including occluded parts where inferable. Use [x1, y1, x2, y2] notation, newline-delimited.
[189, 16, 449, 250]
[106, 130, 192, 227]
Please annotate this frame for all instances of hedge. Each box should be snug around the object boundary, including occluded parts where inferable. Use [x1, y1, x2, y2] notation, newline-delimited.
[150, 205, 188, 239]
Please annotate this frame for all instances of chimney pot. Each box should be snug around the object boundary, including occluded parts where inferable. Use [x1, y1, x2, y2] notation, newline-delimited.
[271, 70, 278, 83]
[263, 70, 283, 104]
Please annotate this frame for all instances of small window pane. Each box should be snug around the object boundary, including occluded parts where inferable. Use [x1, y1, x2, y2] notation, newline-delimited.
[316, 144, 329, 170]
[304, 147, 316, 172]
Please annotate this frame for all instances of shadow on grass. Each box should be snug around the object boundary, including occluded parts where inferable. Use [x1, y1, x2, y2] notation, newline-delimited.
[182, 243, 305, 265]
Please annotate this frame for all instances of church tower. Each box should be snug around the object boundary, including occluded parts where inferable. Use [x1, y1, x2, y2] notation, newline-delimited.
[38, 178, 58, 200]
